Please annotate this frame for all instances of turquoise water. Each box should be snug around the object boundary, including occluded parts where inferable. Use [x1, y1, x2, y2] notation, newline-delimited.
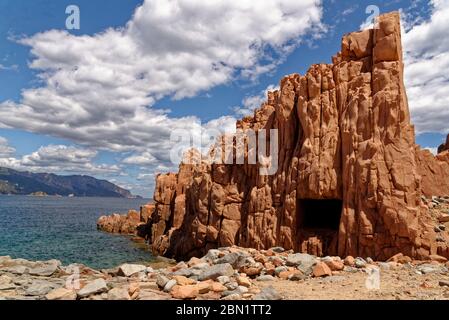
[0, 195, 154, 269]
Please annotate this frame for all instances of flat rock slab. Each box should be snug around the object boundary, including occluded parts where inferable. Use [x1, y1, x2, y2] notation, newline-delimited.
[45, 288, 77, 300]
[1, 266, 28, 275]
[77, 279, 108, 298]
[29, 263, 59, 277]
[118, 264, 147, 277]
[107, 287, 131, 300]
[199, 263, 234, 281]
[25, 280, 58, 296]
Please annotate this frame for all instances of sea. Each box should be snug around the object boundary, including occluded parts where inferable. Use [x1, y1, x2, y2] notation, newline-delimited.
[0, 195, 155, 269]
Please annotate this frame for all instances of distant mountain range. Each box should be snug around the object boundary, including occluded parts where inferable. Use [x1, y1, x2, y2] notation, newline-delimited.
[0, 167, 137, 198]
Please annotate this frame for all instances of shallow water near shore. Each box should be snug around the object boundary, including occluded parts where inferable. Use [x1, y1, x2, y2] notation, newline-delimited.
[0, 195, 154, 269]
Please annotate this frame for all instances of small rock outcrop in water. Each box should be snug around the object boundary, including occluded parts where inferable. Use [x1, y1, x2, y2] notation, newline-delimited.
[100, 12, 449, 261]
[1, 248, 449, 300]
[97, 204, 154, 238]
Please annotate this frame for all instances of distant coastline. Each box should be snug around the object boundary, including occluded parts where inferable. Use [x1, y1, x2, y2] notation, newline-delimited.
[0, 166, 140, 198]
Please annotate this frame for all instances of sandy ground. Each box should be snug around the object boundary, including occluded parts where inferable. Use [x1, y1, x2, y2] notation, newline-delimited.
[258, 266, 449, 300]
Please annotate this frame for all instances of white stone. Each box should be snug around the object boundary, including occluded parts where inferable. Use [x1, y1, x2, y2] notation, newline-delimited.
[163, 279, 177, 292]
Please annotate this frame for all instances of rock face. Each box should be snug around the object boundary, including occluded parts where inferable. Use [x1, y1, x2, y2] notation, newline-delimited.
[101, 12, 449, 261]
[416, 145, 449, 198]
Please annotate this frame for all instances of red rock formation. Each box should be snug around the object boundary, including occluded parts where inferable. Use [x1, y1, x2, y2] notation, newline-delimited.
[416, 147, 449, 198]
[97, 204, 155, 238]
[141, 12, 449, 261]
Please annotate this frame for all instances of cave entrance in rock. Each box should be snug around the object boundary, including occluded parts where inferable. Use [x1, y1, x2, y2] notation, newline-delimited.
[297, 199, 343, 256]
[299, 199, 343, 230]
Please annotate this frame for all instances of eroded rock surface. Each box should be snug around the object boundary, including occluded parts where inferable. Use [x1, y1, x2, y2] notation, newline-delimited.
[99, 12, 449, 262]
[416, 146, 449, 198]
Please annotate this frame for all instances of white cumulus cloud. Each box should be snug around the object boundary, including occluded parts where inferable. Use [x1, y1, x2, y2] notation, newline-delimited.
[122, 151, 157, 165]
[0, 137, 16, 157]
[0, 0, 327, 196]
[403, 0, 449, 134]
[0, 144, 120, 175]
[0, 0, 323, 152]
[233, 84, 279, 117]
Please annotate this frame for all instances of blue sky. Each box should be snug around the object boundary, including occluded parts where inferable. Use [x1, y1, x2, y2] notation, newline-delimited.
[0, 0, 447, 196]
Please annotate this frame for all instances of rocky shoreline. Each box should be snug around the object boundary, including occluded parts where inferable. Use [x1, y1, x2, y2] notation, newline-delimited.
[1, 246, 449, 300]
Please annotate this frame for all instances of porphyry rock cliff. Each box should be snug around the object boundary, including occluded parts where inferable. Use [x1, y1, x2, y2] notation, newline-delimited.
[105, 12, 449, 261]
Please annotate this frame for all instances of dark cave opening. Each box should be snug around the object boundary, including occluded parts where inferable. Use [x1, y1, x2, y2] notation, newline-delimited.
[296, 199, 343, 256]
[299, 199, 343, 231]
